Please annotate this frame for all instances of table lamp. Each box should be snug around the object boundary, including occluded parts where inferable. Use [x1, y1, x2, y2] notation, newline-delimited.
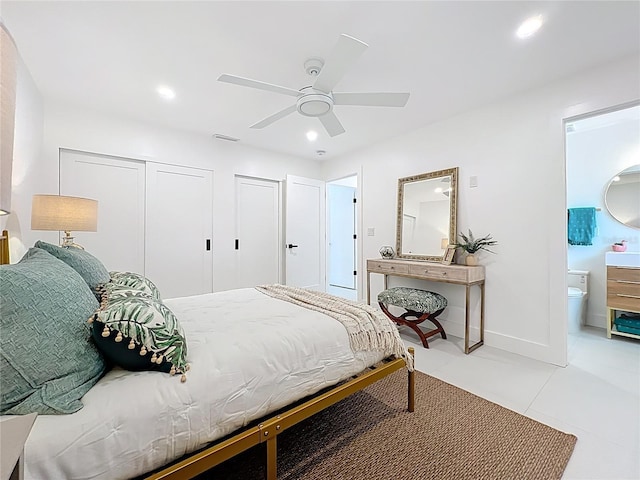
[31, 195, 98, 249]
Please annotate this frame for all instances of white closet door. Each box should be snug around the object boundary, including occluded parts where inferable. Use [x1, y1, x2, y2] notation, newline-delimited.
[145, 163, 213, 298]
[235, 176, 281, 288]
[59, 150, 145, 273]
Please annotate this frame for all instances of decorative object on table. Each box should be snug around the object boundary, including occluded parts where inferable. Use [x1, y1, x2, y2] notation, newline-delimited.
[379, 245, 395, 259]
[31, 195, 98, 249]
[454, 230, 498, 266]
[612, 240, 627, 252]
[567, 207, 597, 246]
[441, 245, 456, 265]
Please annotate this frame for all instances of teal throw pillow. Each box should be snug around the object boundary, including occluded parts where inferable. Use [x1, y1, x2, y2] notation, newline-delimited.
[90, 292, 188, 380]
[0, 248, 106, 415]
[34, 240, 110, 294]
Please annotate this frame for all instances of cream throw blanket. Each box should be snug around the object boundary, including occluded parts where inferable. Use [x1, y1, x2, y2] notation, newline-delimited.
[255, 284, 413, 371]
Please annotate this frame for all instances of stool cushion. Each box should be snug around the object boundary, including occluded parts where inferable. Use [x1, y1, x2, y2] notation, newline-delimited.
[378, 287, 447, 313]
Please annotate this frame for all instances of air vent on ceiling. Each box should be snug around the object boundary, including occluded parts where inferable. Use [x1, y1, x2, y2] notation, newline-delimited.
[212, 133, 240, 142]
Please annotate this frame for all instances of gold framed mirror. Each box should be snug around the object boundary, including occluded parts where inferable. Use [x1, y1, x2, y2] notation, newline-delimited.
[396, 167, 458, 262]
[604, 164, 640, 229]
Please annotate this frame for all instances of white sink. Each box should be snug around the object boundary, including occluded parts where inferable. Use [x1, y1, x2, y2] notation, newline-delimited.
[605, 251, 640, 267]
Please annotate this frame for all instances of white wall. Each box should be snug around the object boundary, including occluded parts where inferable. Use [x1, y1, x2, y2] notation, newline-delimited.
[8, 92, 322, 291]
[567, 109, 640, 328]
[322, 54, 640, 366]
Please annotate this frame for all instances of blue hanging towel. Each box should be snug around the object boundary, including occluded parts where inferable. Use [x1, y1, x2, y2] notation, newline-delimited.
[568, 207, 597, 246]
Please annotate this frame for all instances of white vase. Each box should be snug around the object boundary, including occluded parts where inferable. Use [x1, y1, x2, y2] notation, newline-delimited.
[465, 253, 478, 266]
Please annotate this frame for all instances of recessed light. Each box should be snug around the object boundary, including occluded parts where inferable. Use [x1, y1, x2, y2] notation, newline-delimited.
[612, 176, 621, 182]
[306, 130, 318, 142]
[156, 85, 176, 100]
[516, 15, 543, 39]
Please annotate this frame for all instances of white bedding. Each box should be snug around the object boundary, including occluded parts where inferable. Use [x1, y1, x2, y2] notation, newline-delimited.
[24, 288, 387, 480]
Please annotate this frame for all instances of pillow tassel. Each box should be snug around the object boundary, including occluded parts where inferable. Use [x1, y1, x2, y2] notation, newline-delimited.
[139, 346, 147, 356]
[150, 352, 157, 363]
[101, 325, 110, 338]
[114, 332, 123, 343]
[127, 339, 136, 350]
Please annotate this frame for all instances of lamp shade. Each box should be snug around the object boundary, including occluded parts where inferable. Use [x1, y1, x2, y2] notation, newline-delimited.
[1, 23, 18, 215]
[31, 195, 98, 232]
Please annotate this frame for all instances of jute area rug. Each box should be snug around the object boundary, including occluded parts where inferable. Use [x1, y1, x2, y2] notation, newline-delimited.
[199, 369, 577, 480]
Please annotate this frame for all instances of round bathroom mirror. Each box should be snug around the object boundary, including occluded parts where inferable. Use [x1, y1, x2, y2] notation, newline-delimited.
[604, 164, 640, 229]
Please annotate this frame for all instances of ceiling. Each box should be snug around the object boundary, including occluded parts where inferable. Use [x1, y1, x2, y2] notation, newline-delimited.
[2, 1, 639, 161]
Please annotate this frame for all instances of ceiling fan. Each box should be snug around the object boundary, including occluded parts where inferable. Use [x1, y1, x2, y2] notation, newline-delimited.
[217, 34, 410, 137]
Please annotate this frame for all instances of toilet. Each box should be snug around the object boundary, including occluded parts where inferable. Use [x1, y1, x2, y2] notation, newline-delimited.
[568, 270, 589, 333]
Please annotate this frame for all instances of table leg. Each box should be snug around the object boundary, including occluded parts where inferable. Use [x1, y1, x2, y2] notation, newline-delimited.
[367, 271, 371, 305]
[464, 283, 485, 354]
[464, 285, 470, 353]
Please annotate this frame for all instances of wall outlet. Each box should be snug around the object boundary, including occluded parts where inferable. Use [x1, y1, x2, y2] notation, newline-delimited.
[367, 227, 375, 236]
[470, 176, 478, 188]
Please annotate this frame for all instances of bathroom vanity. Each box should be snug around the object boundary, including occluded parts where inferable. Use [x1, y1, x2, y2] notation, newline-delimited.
[605, 252, 640, 340]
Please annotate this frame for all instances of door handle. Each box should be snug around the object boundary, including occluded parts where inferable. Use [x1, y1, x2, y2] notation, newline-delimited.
[287, 244, 299, 249]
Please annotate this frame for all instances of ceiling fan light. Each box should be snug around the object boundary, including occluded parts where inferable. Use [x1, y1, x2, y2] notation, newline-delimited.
[298, 94, 333, 117]
[306, 130, 318, 141]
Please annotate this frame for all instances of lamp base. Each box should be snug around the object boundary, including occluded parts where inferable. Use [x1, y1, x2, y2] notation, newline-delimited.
[61, 231, 85, 249]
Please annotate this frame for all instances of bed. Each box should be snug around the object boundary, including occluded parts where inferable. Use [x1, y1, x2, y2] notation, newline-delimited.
[0, 234, 414, 480]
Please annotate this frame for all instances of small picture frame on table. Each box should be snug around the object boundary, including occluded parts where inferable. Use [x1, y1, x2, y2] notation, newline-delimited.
[442, 245, 456, 265]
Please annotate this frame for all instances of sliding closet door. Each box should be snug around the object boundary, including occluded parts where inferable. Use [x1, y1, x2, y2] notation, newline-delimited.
[235, 175, 281, 287]
[145, 163, 213, 299]
[59, 150, 146, 273]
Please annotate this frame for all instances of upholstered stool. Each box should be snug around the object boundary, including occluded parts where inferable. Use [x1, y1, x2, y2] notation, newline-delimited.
[378, 286, 447, 349]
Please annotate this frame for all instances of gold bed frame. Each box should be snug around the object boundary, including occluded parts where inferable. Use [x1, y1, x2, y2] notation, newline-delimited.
[0, 230, 9, 265]
[146, 350, 415, 480]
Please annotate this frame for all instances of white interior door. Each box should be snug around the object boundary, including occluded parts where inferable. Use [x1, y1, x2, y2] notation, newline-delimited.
[145, 163, 213, 298]
[235, 176, 281, 287]
[285, 175, 325, 290]
[59, 149, 145, 273]
[327, 184, 356, 289]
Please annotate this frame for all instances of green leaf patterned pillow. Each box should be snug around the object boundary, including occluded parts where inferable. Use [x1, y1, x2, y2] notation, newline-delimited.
[108, 271, 161, 300]
[90, 293, 188, 380]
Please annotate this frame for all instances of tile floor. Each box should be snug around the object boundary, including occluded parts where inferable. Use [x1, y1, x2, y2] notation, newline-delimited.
[400, 326, 640, 480]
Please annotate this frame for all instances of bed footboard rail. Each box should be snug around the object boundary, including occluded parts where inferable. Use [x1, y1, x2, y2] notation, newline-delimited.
[146, 347, 415, 480]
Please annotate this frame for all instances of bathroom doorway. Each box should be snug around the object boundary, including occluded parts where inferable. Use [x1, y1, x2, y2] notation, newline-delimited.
[326, 174, 358, 301]
[564, 103, 640, 343]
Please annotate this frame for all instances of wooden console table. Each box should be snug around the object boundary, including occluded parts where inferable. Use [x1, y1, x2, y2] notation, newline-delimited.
[367, 259, 485, 354]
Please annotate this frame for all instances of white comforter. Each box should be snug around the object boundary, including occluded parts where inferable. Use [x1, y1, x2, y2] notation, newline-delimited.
[24, 288, 386, 480]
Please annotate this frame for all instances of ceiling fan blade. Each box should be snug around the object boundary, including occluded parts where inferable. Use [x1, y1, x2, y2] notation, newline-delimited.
[318, 111, 346, 137]
[313, 34, 368, 94]
[250, 104, 298, 129]
[218, 74, 301, 98]
[333, 92, 410, 107]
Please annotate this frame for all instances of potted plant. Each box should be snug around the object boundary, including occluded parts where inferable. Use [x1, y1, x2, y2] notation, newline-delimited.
[454, 230, 498, 266]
